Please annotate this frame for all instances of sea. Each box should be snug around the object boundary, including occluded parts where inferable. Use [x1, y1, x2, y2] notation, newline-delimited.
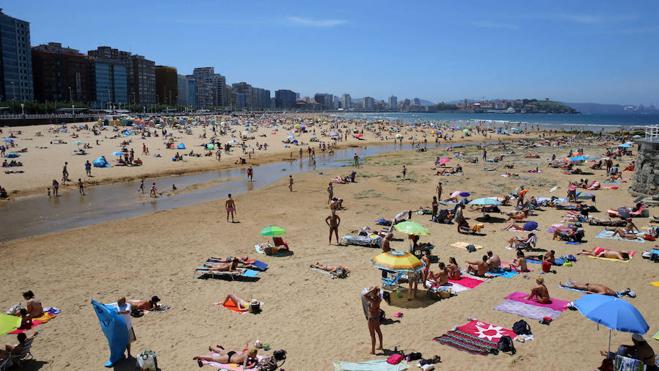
[336, 112, 659, 131]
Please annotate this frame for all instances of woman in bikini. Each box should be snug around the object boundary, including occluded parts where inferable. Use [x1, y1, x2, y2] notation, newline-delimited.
[578, 247, 630, 261]
[310, 262, 349, 277]
[204, 258, 240, 272]
[364, 287, 383, 355]
[527, 277, 551, 304]
[510, 250, 530, 272]
[447, 257, 461, 279]
[193, 346, 258, 367]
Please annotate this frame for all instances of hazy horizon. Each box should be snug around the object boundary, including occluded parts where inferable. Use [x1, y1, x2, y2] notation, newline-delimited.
[6, 1, 659, 106]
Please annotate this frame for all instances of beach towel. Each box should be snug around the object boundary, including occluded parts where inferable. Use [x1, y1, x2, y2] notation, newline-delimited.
[526, 257, 566, 266]
[596, 230, 645, 243]
[334, 359, 409, 371]
[494, 292, 569, 320]
[448, 276, 487, 290]
[222, 297, 247, 314]
[433, 320, 515, 355]
[587, 247, 637, 262]
[450, 242, 483, 250]
[653, 331, 659, 341]
[486, 270, 519, 279]
[9, 308, 58, 334]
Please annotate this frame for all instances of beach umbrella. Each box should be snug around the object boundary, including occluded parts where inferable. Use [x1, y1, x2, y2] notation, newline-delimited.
[450, 191, 470, 198]
[576, 192, 595, 200]
[371, 250, 424, 272]
[0, 313, 21, 336]
[394, 221, 430, 236]
[206, 143, 215, 150]
[260, 225, 286, 237]
[439, 157, 450, 166]
[176, 143, 186, 150]
[3, 137, 15, 143]
[573, 294, 649, 353]
[618, 143, 631, 148]
[469, 197, 501, 206]
[112, 151, 124, 157]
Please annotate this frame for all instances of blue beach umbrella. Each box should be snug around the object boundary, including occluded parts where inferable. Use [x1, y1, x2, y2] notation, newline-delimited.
[618, 143, 632, 148]
[176, 143, 186, 150]
[112, 151, 124, 157]
[573, 294, 649, 353]
[468, 197, 501, 206]
[2, 137, 15, 143]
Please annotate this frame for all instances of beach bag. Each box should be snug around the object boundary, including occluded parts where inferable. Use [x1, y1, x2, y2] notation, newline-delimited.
[466, 244, 477, 253]
[6, 304, 22, 315]
[136, 350, 157, 371]
[257, 357, 278, 371]
[513, 320, 532, 335]
[406, 352, 422, 361]
[386, 353, 405, 365]
[497, 336, 516, 355]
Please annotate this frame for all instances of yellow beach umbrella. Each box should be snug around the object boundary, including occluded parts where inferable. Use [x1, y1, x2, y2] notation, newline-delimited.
[371, 250, 424, 272]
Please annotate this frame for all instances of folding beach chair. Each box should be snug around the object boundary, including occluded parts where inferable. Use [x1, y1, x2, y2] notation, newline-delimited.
[195, 268, 260, 281]
[8, 332, 37, 368]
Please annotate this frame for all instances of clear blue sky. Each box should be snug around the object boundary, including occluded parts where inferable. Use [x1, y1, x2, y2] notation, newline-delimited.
[6, 0, 659, 105]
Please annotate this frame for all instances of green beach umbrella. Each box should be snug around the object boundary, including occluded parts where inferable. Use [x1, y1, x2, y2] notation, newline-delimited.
[394, 221, 430, 236]
[0, 314, 21, 336]
[260, 225, 286, 237]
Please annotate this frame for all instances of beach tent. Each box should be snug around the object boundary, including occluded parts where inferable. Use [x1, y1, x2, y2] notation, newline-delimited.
[206, 143, 215, 150]
[176, 143, 186, 150]
[4, 152, 19, 158]
[93, 156, 111, 168]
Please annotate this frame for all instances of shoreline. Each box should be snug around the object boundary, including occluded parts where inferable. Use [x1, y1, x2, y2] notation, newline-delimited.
[1, 132, 538, 201]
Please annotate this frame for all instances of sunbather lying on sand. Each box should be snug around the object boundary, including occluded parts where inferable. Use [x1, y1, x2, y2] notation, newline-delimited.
[310, 262, 350, 277]
[193, 346, 258, 367]
[466, 255, 488, 276]
[560, 280, 620, 296]
[128, 296, 161, 311]
[607, 218, 640, 239]
[457, 218, 484, 234]
[506, 209, 529, 221]
[204, 258, 240, 272]
[578, 247, 630, 260]
[527, 277, 551, 304]
[221, 294, 261, 313]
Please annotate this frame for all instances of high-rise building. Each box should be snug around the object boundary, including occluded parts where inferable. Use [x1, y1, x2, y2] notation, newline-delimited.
[232, 81, 251, 110]
[155, 65, 177, 106]
[0, 10, 33, 101]
[87, 48, 128, 107]
[31, 42, 92, 103]
[364, 96, 375, 111]
[341, 94, 351, 110]
[413, 97, 421, 106]
[176, 74, 188, 105]
[275, 89, 297, 109]
[192, 67, 219, 108]
[186, 75, 196, 108]
[388, 95, 398, 111]
[88, 46, 156, 107]
[314, 93, 334, 110]
[211, 73, 227, 108]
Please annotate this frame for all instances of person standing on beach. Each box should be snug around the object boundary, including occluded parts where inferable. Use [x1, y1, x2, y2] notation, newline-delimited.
[85, 160, 92, 177]
[247, 166, 253, 181]
[402, 165, 407, 180]
[225, 194, 236, 222]
[325, 213, 341, 245]
[288, 175, 294, 192]
[436, 182, 443, 201]
[78, 178, 85, 196]
[363, 287, 384, 355]
[149, 182, 158, 198]
[431, 196, 438, 219]
[327, 182, 334, 203]
[138, 179, 145, 194]
[52, 179, 59, 197]
[62, 162, 69, 184]
[353, 153, 359, 167]
[110, 297, 136, 358]
[483, 148, 487, 161]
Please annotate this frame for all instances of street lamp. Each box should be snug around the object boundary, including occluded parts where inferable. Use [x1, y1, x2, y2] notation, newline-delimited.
[20, 103, 24, 117]
[72, 104, 75, 116]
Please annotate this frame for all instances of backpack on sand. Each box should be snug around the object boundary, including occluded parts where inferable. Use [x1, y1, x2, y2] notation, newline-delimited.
[513, 320, 532, 335]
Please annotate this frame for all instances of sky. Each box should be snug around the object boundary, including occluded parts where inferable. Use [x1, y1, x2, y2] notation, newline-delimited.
[5, 0, 659, 105]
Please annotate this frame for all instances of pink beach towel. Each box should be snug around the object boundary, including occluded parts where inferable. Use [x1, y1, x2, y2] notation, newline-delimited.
[505, 291, 570, 311]
[448, 276, 486, 289]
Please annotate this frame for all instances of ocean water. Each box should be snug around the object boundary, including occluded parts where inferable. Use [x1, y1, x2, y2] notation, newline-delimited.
[338, 112, 659, 130]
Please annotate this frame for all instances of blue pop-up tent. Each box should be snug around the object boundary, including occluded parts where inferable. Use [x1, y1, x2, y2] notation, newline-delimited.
[176, 143, 186, 150]
[92, 156, 111, 168]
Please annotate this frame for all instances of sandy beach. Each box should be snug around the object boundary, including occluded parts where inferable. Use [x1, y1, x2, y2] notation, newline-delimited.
[0, 117, 656, 370]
